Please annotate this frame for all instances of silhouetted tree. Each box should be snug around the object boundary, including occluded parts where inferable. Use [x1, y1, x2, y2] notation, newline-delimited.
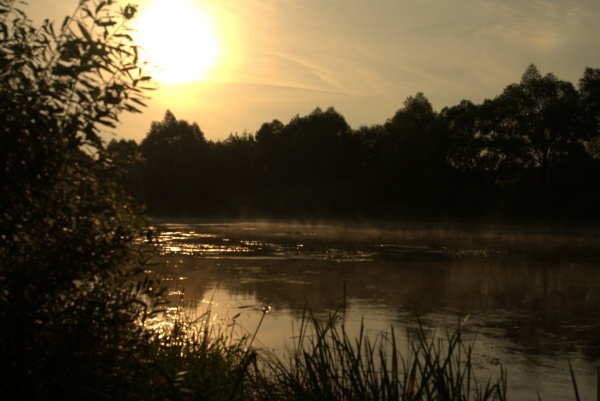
[106, 138, 144, 200]
[579, 67, 600, 159]
[211, 132, 260, 215]
[379, 93, 449, 213]
[285, 107, 351, 185]
[252, 107, 355, 216]
[441, 100, 484, 180]
[255, 119, 287, 192]
[134, 66, 600, 221]
[579, 68, 600, 134]
[350, 124, 389, 215]
[474, 93, 528, 189]
[139, 110, 210, 214]
[495, 65, 583, 187]
[0, 1, 162, 399]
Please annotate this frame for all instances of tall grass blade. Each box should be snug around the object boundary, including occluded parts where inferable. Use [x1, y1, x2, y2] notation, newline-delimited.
[569, 360, 581, 401]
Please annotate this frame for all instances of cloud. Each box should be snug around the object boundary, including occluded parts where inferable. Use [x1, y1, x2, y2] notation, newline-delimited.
[24, 0, 600, 140]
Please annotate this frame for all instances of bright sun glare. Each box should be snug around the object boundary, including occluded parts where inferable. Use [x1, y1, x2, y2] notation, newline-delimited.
[135, 0, 220, 83]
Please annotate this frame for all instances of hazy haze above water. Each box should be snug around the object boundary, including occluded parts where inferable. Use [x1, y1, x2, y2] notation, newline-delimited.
[148, 221, 600, 401]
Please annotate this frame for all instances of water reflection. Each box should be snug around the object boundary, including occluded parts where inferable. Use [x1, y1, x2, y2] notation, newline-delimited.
[148, 222, 600, 401]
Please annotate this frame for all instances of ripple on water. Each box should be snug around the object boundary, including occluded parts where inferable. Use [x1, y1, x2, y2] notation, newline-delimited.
[146, 222, 600, 401]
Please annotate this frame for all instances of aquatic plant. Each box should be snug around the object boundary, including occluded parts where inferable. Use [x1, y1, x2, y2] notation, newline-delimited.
[253, 308, 507, 401]
[568, 362, 600, 401]
[134, 299, 270, 401]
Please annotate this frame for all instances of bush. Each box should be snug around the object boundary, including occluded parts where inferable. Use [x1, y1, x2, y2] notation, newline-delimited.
[0, 1, 161, 399]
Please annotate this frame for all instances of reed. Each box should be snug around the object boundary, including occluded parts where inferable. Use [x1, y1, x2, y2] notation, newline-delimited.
[253, 308, 507, 401]
[137, 300, 596, 401]
[137, 300, 264, 401]
[568, 362, 600, 401]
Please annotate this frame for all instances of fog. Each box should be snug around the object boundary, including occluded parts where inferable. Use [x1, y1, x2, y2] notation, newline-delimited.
[144, 220, 600, 401]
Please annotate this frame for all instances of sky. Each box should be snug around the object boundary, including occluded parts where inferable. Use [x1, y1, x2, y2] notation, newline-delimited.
[25, 0, 600, 142]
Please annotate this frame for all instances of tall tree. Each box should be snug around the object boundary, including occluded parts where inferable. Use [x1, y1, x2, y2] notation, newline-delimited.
[106, 138, 144, 199]
[471, 96, 528, 186]
[139, 110, 209, 213]
[283, 106, 351, 185]
[211, 132, 259, 215]
[441, 100, 484, 180]
[495, 64, 583, 186]
[253, 108, 356, 216]
[382, 93, 448, 211]
[255, 119, 286, 190]
[579, 67, 600, 159]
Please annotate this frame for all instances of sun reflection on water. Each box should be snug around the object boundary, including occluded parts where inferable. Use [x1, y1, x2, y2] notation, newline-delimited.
[139, 222, 600, 401]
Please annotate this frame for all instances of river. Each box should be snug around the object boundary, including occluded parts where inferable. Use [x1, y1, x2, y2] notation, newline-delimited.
[147, 221, 599, 401]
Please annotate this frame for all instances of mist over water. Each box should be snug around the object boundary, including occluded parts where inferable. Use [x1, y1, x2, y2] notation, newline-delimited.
[148, 221, 600, 401]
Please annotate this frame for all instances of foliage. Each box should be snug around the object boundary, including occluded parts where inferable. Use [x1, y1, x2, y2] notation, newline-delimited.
[380, 92, 450, 212]
[250, 106, 362, 216]
[116, 65, 600, 221]
[130, 304, 261, 401]
[251, 310, 506, 401]
[139, 110, 212, 214]
[492, 64, 584, 186]
[0, 0, 160, 399]
[107, 137, 145, 199]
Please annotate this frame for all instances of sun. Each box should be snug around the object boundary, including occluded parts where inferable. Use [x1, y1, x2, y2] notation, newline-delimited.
[135, 0, 220, 83]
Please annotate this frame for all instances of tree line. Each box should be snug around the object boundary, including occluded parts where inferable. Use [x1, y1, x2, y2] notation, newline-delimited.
[109, 64, 600, 222]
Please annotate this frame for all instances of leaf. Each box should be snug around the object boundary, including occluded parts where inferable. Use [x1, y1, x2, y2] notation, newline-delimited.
[96, 19, 116, 28]
[61, 16, 70, 32]
[568, 361, 581, 401]
[130, 97, 146, 107]
[76, 89, 90, 102]
[95, 1, 107, 14]
[61, 39, 84, 60]
[124, 103, 142, 113]
[122, 4, 137, 20]
[53, 63, 74, 76]
[114, 33, 133, 41]
[45, 20, 56, 39]
[82, 7, 94, 21]
[98, 119, 116, 128]
[77, 22, 93, 43]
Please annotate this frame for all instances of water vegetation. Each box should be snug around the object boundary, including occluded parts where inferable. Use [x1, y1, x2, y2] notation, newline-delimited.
[258, 311, 507, 401]
[121, 299, 600, 401]
[138, 301, 510, 401]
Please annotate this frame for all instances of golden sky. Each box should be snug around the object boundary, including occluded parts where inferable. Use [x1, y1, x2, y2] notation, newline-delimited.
[26, 0, 600, 142]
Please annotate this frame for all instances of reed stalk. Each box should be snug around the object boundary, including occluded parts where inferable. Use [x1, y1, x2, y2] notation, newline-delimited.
[143, 297, 594, 401]
[256, 308, 507, 401]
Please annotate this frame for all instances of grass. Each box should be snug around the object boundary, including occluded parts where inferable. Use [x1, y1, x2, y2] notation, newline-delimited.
[146, 298, 510, 401]
[568, 362, 600, 401]
[255, 309, 506, 401]
[135, 295, 263, 401]
[138, 296, 599, 401]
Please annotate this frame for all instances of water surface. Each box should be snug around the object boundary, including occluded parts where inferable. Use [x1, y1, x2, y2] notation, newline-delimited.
[148, 221, 600, 401]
